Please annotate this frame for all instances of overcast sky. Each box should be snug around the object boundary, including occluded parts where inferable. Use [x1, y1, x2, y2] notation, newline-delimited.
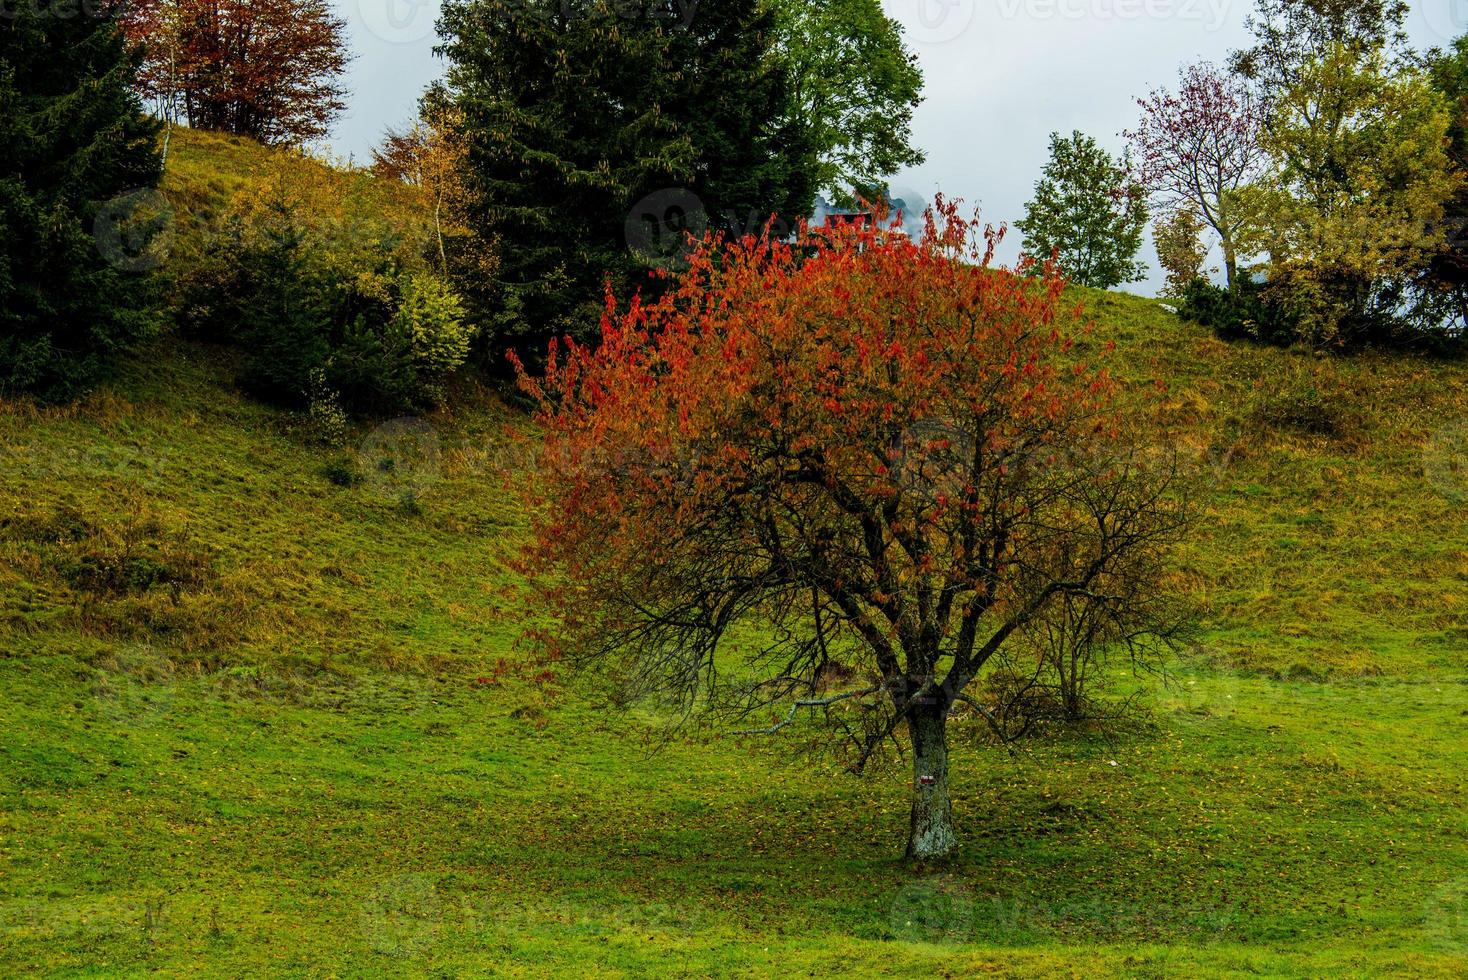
[329, 0, 1463, 296]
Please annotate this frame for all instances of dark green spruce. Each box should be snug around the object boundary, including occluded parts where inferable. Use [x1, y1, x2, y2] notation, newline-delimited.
[0, 0, 162, 401]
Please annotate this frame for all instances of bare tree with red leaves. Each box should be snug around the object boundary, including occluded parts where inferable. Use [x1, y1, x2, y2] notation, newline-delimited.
[122, 0, 348, 146]
[1126, 63, 1267, 293]
[510, 203, 1187, 860]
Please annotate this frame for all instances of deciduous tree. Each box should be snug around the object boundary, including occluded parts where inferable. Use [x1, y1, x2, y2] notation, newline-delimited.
[1230, 0, 1408, 104]
[373, 88, 498, 323]
[1154, 209, 1209, 298]
[772, 0, 925, 199]
[510, 203, 1186, 860]
[1245, 45, 1460, 343]
[1127, 63, 1266, 292]
[1017, 132, 1148, 290]
[121, 0, 349, 146]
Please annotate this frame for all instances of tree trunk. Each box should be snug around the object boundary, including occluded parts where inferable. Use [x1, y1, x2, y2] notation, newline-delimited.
[905, 703, 958, 861]
[1223, 240, 1239, 294]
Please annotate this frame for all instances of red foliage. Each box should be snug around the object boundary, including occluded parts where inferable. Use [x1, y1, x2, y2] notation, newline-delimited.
[511, 199, 1136, 683]
[121, 0, 348, 146]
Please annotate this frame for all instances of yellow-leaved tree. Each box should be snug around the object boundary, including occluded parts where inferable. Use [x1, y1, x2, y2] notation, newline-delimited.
[1243, 45, 1462, 344]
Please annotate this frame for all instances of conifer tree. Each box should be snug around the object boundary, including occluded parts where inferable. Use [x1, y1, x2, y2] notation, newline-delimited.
[1, 1, 163, 400]
[436, 0, 817, 362]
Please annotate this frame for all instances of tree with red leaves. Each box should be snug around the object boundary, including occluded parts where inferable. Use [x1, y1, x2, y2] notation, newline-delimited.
[122, 0, 348, 146]
[1126, 63, 1267, 293]
[512, 203, 1187, 860]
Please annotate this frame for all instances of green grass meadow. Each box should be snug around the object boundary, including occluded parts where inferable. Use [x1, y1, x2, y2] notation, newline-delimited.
[2, 137, 1468, 976]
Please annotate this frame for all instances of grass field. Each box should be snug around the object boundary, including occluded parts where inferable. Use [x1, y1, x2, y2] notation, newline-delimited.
[2, 136, 1468, 977]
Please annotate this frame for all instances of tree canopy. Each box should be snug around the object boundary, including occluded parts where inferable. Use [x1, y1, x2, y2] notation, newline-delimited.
[771, 0, 925, 199]
[1242, 45, 1459, 343]
[121, 0, 349, 146]
[1017, 132, 1148, 290]
[1127, 63, 1266, 292]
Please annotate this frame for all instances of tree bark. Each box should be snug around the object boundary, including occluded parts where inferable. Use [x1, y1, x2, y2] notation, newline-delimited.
[905, 703, 958, 861]
[1223, 240, 1239, 294]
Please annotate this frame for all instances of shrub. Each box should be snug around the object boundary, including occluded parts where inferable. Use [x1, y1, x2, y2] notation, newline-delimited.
[395, 274, 472, 379]
[321, 458, 362, 487]
[1154, 210, 1208, 299]
[171, 156, 474, 415]
[303, 369, 349, 447]
[1179, 277, 1301, 346]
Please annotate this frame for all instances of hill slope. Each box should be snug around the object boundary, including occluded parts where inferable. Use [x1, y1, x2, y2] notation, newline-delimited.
[1, 136, 1466, 976]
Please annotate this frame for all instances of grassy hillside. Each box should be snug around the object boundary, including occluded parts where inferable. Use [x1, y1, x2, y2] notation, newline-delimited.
[1, 137, 1466, 977]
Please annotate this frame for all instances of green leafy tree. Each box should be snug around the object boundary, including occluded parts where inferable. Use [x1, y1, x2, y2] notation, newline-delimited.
[1424, 34, 1468, 331]
[0, 0, 163, 401]
[436, 0, 816, 363]
[1017, 132, 1148, 290]
[1244, 45, 1460, 344]
[1154, 209, 1209, 298]
[772, 0, 924, 198]
[1230, 0, 1409, 103]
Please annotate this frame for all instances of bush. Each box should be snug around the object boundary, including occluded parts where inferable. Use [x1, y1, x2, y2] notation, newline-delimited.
[1178, 277, 1301, 346]
[303, 369, 349, 447]
[171, 154, 474, 416]
[395, 274, 472, 378]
